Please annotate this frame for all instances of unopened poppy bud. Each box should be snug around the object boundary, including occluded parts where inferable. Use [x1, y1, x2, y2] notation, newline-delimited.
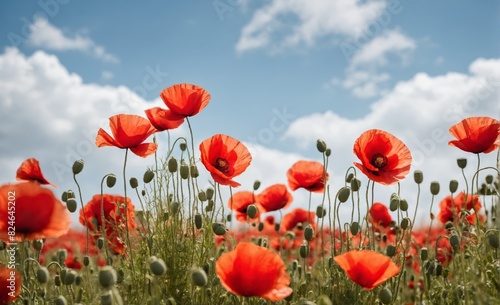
[171, 201, 180, 214]
[83, 256, 90, 267]
[190, 165, 199, 178]
[54, 275, 61, 286]
[304, 225, 314, 241]
[99, 266, 117, 288]
[253, 180, 261, 191]
[150, 258, 167, 276]
[33, 239, 44, 251]
[420, 248, 428, 261]
[338, 187, 350, 203]
[194, 214, 202, 229]
[180, 163, 189, 179]
[292, 259, 299, 271]
[100, 291, 113, 305]
[257, 222, 264, 231]
[400, 199, 409, 212]
[445, 221, 454, 231]
[191, 268, 208, 287]
[206, 188, 214, 200]
[205, 200, 213, 212]
[285, 231, 295, 240]
[379, 287, 392, 304]
[129, 177, 139, 189]
[198, 191, 207, 202]
[72, 159, 84, 175]
[61, 191, 68, 202]
[143, 169, 155, 183]
[401, 217, 410, 230]
[435, 262, 443, 276]
[449, 180, 458, 193]
[66, 198, 77, 213]
[345, 173, 354, 183]
[246, 204, 258, 219]
[487, 232, 499, 249]
[168, 157, 178, 173]
[413, 170, 423, 184]
[57, 249, 68, 263]
[106, 174, 116, 188]
[299, 243, 310, 258]
[180, 142, 187, 151]
[55, 295, 68, 305]
[63, 270, 77, 285]
[212, 223, 226, 236]
[485, 174, 494, 184]
[430, 181, 440, 195]
[457, 158, 467, 169]
[325, 148, 331, 157]
[350, 178, 361, 192]
[75, 275, 83, 286]
[97, 237, 105, 250]
[316, 206, 326, 218]
[274, 223, 280, 231]
[350, 222, 360, 235]
[316, 139, 327, 153]
[386, 245, 396, 257]
[66, 190, 75, 199]
[449, 234, 460, 251]
[389, 194, 399, 212]
[36, 267, 50, 284]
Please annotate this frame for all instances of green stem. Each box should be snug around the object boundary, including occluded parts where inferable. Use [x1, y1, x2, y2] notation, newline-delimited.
[122, 149, 135, 273]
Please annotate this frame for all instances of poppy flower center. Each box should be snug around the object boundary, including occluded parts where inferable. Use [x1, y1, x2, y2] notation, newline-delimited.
[215, 157, 230, 174]
[370, 153, 388, 169]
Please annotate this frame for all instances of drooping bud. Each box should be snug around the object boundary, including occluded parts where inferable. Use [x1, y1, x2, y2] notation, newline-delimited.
[179, 142, 187, 151]
[430, 181, 440, 195]
[98, 266, 117, 288]
[253, 180, 261, 191]
[212, 223, 227, 236]
[457, 158, 467, 169]
[449, 180, 458, 193]
[350, 178, 361, 192]
[66, 198, 77, 213]
[143, 169, 155, 183]
[191, 268, 208, 287]
[72, 159, 84, 175]
[168, 157, 178, 173]
[316, 139, 327, 153]
[36, 267, 50, 284]
[485, 174, 494, 184]
[304, 225, 314, 241]
[413, 170, 423, 184]
[149, 258, 167, 276]
[379, 287, 392, 304]
[338, 187, 350, 203]
[246, 204, 258, 219]
[33, 239, 44, 251]
[345, 173, 354, 183]
[106, 174, 116, 188]
[129, 177, 139, 189]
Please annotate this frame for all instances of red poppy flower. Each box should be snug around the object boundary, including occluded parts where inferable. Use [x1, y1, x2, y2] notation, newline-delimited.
[227, 191, 262, 222]
[280, 208, 315, 232]
[79, 194, 137, 255]
[96, 114, 158, 157]
[145, 107, 185, 131]
[287, 160, 329, 193]
[257, 184, 293, 212]
[216, 242, 292, 301]
[16, 158, 56, 187]
[0, 182, 70, 241]
[160, 83, 211, 117]
[199, 134, 252, 187]
[0, 264, 21, 303]
[353, 129, 412, 185]
[369, 202, 393, 228]
[334, 250, 400, 290]
[437, 192, 482, 224]
[448, 116, 500, 154]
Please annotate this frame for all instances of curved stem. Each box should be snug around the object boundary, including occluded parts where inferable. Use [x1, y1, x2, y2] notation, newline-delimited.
[122, 149, 135, 273]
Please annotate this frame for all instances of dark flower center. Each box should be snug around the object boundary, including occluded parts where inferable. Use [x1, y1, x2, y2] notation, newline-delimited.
[370, 153, 388, 169]
[214, 157, 230, 174]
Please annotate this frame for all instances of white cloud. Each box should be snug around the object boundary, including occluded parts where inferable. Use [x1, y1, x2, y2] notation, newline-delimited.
[101, 70, 114, 80]
[236, 0, 386, 53]
[27, 17, 119, 63]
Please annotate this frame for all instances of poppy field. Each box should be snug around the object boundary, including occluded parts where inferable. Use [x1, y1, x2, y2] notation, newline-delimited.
[0, 83, 499, 305]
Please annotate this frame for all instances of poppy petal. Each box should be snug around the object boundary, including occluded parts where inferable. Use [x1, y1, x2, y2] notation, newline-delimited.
[130, 143, 158, 158]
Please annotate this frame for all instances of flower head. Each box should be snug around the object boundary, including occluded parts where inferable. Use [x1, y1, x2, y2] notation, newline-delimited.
[216, 242, 292, 301]
[369, 202, 393, 228]
[96, 114, 158, 157]
[353, 129, 412, 185]
[448, 116, 500, 154]
[160, 83, 211, 117]
[257, 184, 293, 212]
[16, 158, 56, 187]
[280, 208, 315, 232]
[199, 134, 252, 187]
[145, 107, 185, 131]
[287, 160, 328, 193]
[437, 192, 482, 224]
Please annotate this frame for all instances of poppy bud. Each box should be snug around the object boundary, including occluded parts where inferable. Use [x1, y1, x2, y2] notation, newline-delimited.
[61, 191, 68, 202]
[379, 287, 392, 304]
[194, 213, 202, 229]
[435, 262, 443, 276]
[205, 200, 214, 212]
[100, 291, 113, 305]
[274, 223, 280, 232]
[57, 249, 68, 263]
[316, 205, 326, 218]
[63, 270, 77, 285]
[180, 142, 187, 151]
[390, 194, 399, 211]
[325, 148, 331, 157]
[203, 262, 210, 275]
[316, 139, 327, 153]
[83, 256, 90, 267]
[55, 295, 68, 305]
[190, 165, 199, 178]
[212, 223, 226, 236]
[292, 259, 299, 271]
[33, 239, 44, 251]
[338, 187, 350, 203]
[129, 177, 139, 189]
[386, 245, 396, 257]
[206, 188, 214, 200]
[401, 217, 410, 230]
[75, 275, 83, 286]
[106, 174, 116, 188]
[227, 214, 232, 222]
[449, 180, 458, 193]
[449, 234, 460, 251]
[66, 198, 77, 213]
[430, 181, 440, 195]
[487, 232, 499, 249]
[36, 267, 50, 284]
[457, 158, 467, 169]
[413, 170, 423, 184]
[54, 275, 61, 286]
[171, 201, 180, 214]
[299, 243, 309, 258]
[246, 204, 258, 219]
[198, 191, 207, 202]
[167, 158, 178, 173]
[180, 163, 189, 179]
[72, 159, 84, 175]
[191, 268, 208, 287]
[99, 266, 117, 288]
[485, 174, 494, 184]
[66, 190, 75, 200]
[350, 178, 361, 192]
[345, 173, 354, 183]
[97, 237, 105, 250]
[350, 222, 360, 235]
[143, 169, 155, 183]
[420, 248, 428, 261]
[150, 258, 167, 276]
[257, 222, 264, 231]
[253, 180, 261, 191]
[445, 221, 454, 231]
[304, 225, 314, 241]
[285, 231, 295, 240]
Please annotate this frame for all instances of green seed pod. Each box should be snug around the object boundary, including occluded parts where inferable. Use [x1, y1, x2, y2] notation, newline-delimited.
[33, 239, 44, 251]
[485, 174, 494, 184]
[97, 237, 105, 250]
[55, 295, 68, 305]
[449, 234, 460, 251]
[190, 165, 199, 178]
[399, 199, 409, 212]
[389, 194, 399, 212]
[179, 142, 187, 151]
[350, 222, 360, 235]
[66, 190, 75, 199]
[72, 159, 84, 175]
[206, 188, 214, 200]
[180, 163, 190, 179]
[66, 198, 77, 213]
[191, 268, 208, 287]
[61, 191, 68, 202]
[198, 191, 207, 202]
[316, 205, 326, 218]
[413, 170, 423, 184]
[449, 180, 458, 193]
[63, 270, 77, 285]
[316, 139, 327, 153]
[83, 255, 90, 267]
[420, 247, 428, 261]
[345, 173, 354, 183]
[487, 232, 499, 249]
[99, 266, 117, 288]
[338, 187, 350, 203]
[386, 245, 396, 257]
[106, 174, 116, 188]
[325, 148, 331, 157]
[299, 243, 309, 258]
[36, 267, 50, 284]
[257, 222, 264, 232]
[168, 157, 178, 173]
[457, 158, 467, 169]
[212, 223, 227, 236]
[304, 225, 314, 241]
[150, 258, 167, 276]
[129, 177, 139, 189]
[350, 178, 361, 192]
[430, 181, 440, 195]
[57, 249, 68, 263]
[400, 217, 410, 230]
[253, 180, 261, 191]
[246, 204, 258, 219]
[100, 291, 113, 305]
[143, 169, 155, 183]
[194, 214, 202, 229]
[379, 287, 392, 304]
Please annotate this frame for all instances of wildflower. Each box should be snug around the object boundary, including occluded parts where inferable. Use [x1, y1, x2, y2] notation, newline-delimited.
[448, 116, 500, 154]
[280, 208, 315, 232]
[257, 184, 293, 212]
[96, 114, 158, 157]
[199, 134, 252, 187]
[287, 160, 328, 193]
[0, 264, 21, 303]
[353, 129, 412, 185]
[369, 202, 393, 228]
[334, 250, 400, 290]
[144, 107, 185, 131]
[16, 157, 56, 187]
[216, 242, 292, 301]
[0, 182, 70, 241]
[437, 192, 482, 224]
[160, 83, 211, 117]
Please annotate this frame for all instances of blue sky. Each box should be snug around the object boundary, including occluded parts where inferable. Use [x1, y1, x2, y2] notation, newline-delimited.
[0, 0, 499, 226]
